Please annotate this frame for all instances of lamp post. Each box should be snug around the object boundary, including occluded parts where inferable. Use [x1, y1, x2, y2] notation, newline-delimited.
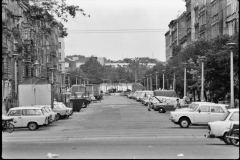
[172, 67, 176, 92]
[162, 70, 165, 90]
[75, 75, 78, 85]
[143, 77, 145, 90]
[155, 72, 158, 90]
[227, 43, 236, 108]
[79, 76, 82, 84]
[146, 75, 149, 90]
[33, 60, 39, 77]
[182, 62, 188, 97]
[149, 74, 152, 91]
[198, 56, 207, 102]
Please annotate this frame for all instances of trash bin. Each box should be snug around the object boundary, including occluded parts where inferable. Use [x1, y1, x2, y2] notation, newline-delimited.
[70, 98, 85, 112]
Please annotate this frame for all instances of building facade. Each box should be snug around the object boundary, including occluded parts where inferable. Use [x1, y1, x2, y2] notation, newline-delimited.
[165, 0, 239, 61]
[2, 0, 66, 104]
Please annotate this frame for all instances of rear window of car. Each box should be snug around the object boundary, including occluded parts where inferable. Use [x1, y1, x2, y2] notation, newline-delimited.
[230, 111, 239, 121]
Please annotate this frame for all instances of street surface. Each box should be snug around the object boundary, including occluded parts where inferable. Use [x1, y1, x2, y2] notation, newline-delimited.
[2, 95, 239, 159]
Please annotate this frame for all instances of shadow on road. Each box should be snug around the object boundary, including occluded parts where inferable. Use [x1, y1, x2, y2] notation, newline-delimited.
[166, 126, 208, 129]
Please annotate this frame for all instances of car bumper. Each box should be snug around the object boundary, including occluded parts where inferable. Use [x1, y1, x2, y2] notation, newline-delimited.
[205, 133, 216, 138]
[169, 117, 177, 123]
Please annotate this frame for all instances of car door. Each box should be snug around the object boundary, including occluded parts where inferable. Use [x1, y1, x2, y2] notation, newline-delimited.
[194, 105, 210, 124]
[209, 106, 226, 122]
[22, 109, 37, 127]
[7, 109, 23, 127]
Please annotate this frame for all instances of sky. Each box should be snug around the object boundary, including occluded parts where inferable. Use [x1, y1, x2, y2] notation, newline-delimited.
[63, 0, 186, 62]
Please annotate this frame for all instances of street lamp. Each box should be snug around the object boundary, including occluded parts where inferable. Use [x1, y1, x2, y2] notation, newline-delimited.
[146, 75, 149, 90]
[155, 72, 158, 90]
[162, 70, 165, 90]
[75, 75, 78, 85]
[143, 77, 145, 90]
[182, 62, 188, 97]
[198, 56, 207, 102]
[33, 60, 40, 77]
[227, 42, 236, 108]
[172, 67, 176, 92]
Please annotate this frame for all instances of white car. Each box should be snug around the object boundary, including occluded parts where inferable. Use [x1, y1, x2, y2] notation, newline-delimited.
[44, 105, 59, 121]
[205, 108, 239, 145]
[5, 106, 48, 130]
[174, 102, 215, 112]
[33, 105, 54, 123]
[55, 102, 73, 116]
[169, 103, 229, 128]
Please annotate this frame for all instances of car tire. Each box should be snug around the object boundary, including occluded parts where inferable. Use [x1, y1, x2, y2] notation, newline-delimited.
[6, 123, 14, 133]
[28, 122, 38, 131]
[159, 108, 165, 113]
[66, 115, 69, 118]
[223, 132, 232, 145]
[179, 118, 190, 128]
[56, 114, 61, 120]
[229, 130, 239, 147]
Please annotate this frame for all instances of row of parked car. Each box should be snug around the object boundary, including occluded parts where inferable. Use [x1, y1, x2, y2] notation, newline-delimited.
[127, 90, 239, 146]
[2, 101, 73, 131]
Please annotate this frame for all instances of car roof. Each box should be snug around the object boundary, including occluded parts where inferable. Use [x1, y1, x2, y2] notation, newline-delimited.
[10, 106, 43, 110]
[228, 108, 239, 112]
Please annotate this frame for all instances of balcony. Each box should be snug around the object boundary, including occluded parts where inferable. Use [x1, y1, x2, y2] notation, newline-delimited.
[194, 20, 199, 28]
[50, 51, 57, 57]
[46, 62, 53, 68]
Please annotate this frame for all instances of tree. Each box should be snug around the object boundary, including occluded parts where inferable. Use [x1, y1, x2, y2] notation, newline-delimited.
[80, 56, 105, 84]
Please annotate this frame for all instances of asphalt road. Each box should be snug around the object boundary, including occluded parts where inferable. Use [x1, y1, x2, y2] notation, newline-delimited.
[2, 95, 239, 159]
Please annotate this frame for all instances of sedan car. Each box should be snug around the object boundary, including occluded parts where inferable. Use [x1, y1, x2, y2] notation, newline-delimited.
[6, 106, 48, 130]
[169, 103, 229, 128]
[205, 108, 239, 145]
[174, 102, 215, 112]
[56, 102, 73, 117]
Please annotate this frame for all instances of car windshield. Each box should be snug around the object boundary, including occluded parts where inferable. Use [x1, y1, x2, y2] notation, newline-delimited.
[155, 97, 162, 103]
[221, 111, 230, 121]
[191, 104, 200, 112]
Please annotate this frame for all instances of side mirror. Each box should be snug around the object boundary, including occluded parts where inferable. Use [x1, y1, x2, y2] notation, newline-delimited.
[198, 109, 201, 113]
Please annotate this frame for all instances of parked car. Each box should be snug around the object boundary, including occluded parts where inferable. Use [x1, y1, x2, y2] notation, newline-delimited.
[139, 91, 154, 102]
[46, 103, 70, 119]
[33, 105, 54, 123]
[56, 102, 73, 116]
[44, 105, 59, 121]
[148, 96, 162, 109]
[169, 103, 229, 128]
[152, 97, 180, 113]
[5, 106, 48, 130]
[174, 102, 215, 112]
[205, 108, 239, 145]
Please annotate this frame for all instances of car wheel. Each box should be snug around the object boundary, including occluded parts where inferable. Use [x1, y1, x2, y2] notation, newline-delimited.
[28, 122, 38, 131]
[56, 114, 61, 120]
[179, 118, 190, 128]
[159, 108, 165, 113]
[229, 130, 239, 147]
[66, 115, 69, 118]
[6, 123, 14, 133]
[223, 132, 232, 145]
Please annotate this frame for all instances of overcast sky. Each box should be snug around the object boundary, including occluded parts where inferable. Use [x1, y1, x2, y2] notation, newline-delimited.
[63, 0, 186, 62]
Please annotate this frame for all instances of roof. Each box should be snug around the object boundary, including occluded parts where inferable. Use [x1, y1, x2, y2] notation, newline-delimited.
[19, 76, 51, 85]
[10, 106, 43, 109]
[228, 108, 239, 112]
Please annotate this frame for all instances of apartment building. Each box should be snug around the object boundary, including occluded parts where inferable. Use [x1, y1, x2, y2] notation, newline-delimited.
[165, 0, 239, 60]
[2, 0, 65, 102]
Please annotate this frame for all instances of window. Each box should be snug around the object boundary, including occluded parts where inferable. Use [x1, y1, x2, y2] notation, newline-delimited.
[22, 109, 41, 116]
[230, 111, 239, 121]
[210, 106, 225, 113]
[8, 110, 21, 116]
[59, 42, 61, 49]
[200, 105, 210, 112]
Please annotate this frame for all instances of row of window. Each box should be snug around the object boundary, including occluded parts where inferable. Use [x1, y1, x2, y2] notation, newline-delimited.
[8, 109, 43, 116]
